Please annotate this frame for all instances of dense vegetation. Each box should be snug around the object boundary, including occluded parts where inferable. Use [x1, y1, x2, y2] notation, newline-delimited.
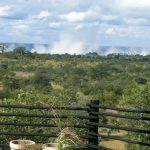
[0, 46, 150, 149]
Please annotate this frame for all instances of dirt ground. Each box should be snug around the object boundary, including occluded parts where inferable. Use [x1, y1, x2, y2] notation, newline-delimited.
[15, 71, 34, 78]
[101, 131, 128, 150]
[102, 140, 128, 150]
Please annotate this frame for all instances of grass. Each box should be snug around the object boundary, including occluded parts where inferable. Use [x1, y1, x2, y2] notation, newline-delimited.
[102, 140, 128, 150]
[0, 82, 3, 91]
[15, 71, 35, 78]
[101, 131, 128, 150]
[51, 82, 64, 90]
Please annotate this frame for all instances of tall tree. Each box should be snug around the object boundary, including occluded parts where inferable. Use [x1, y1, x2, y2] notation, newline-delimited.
[0, 43, 8, 54]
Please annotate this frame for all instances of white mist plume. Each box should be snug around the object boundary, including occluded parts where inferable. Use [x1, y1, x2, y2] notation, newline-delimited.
[30, 25, 150, 55]
[31, 44, 51, 54]
[31, 24, 101, 54]
[104, 47, 150, 56]
[104, 47, 122, 55]
[50, 25, 101, 54]
[50, 32, 86, 54]
[140, 48, 150, 56]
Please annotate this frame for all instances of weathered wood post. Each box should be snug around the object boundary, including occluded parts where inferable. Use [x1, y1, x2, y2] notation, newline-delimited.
[88, 100, 99, 149]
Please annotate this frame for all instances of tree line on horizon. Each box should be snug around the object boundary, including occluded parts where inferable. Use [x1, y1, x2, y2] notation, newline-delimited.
[0, 43, 150, 60]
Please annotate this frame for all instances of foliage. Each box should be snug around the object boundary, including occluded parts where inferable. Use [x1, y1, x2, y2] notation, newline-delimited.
[0, 47, 150, 149]
[56, 127, 84, 150]
[119, 84, 150, 150]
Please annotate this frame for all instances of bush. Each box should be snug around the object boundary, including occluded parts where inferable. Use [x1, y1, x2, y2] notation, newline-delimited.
[30, 72, 52, 91]
[135, 77, 147, 84]
[0, 90, 10, 99]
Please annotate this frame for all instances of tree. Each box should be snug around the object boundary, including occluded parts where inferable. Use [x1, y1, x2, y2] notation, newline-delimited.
[0, 43, 8, 54]
[85, 52, 99, 58]
[135, 77, 147, 84]
[30, 72, 52, 92]
[13, 46, 30, 58]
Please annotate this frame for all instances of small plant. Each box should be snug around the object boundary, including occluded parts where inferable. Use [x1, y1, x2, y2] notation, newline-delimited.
[56, 127, 83, 150]
[40, 103, 84, 150]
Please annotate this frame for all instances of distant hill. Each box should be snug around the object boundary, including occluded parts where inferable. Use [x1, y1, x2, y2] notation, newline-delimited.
[4, 43, 48, 51]
[1, 43, 150, 55]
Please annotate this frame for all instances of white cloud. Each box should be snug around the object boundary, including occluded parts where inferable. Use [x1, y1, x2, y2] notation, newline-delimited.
[37, 10, 51, 19]
[49, 22, 62, 27]
[74, 24, 84, 30]
[7, 20, 30, 36]
[60, 10, 96, 22]
[105, 26, 150, 38]
[106, 28, 116, 35]
[124, 18, 148, 25]
[0, 5, 11, 17]
[116, 0, 150, 11]
[101, 15, 118, 21]
[14, 24, 28, 30]
[30, 10, 52, 20]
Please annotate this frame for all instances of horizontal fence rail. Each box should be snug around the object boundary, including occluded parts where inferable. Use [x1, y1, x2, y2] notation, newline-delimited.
[88, 122, 150, 134]
[88, 103, 150, 114]
[0, 100, 149, 150]
[91, 111, 150, 121]
[0, 104, 88, 111]
[89, 132, 150, 147]
[0, 122, 89, 128]
[0, 112, 97, 119]
[0, 132, 93, 140]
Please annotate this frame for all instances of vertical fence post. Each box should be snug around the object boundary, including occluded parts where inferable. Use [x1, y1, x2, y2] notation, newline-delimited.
[88, 100, 99, 149]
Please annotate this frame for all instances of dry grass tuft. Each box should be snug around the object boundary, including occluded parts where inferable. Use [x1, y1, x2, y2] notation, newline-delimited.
[15, 71, 35, 78]
[101, 140, 128, 150]
[56, 127, 83, 149]
[51, 82, 64, 90]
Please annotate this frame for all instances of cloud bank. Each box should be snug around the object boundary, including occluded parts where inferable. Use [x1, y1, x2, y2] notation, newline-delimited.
[0, 0, 150, 54]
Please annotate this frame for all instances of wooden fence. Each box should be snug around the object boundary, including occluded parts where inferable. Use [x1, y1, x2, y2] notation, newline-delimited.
[0, 100, 149, 150]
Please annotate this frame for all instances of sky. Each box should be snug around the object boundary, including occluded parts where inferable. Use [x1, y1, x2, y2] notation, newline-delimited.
[0, 0, 150, 54]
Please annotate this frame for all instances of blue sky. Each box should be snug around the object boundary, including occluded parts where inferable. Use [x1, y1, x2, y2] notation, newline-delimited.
[0, 0, 150, 54]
